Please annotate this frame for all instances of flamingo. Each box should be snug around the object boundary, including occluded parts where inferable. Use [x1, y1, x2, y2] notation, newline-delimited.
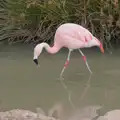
[33, 23, 104, 78]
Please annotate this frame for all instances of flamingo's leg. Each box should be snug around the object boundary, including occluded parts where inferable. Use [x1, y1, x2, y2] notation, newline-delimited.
[60, 49, 72, 79]
[78, 49, 92, 74]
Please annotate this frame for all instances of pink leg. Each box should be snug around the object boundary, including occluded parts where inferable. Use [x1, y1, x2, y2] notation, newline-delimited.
[60, 49, 72, 79]
[78, 49, 92, 74]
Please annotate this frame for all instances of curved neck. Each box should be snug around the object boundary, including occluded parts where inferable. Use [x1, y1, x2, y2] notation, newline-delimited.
[42, 42, 60, 54]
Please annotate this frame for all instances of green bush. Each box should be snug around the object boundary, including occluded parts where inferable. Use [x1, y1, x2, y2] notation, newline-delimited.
[0, 0, 120, 48]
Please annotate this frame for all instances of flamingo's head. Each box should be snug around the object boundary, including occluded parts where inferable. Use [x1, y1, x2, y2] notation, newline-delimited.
[33, 43, 43, 65]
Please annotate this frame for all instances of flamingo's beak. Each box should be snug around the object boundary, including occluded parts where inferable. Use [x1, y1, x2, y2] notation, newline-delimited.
[33, 59, 38, 65]
[99, 43, 104, 53]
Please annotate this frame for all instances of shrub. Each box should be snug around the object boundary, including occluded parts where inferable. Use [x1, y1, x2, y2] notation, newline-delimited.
[0, 0, 120, 48]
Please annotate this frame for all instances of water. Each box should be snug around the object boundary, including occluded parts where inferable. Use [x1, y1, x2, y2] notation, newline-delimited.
[0, 44, 120, 116]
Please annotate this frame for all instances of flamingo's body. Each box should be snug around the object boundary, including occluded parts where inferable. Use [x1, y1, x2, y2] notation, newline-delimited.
[33, 23, 104, 77]
[52, 23, 99, 50]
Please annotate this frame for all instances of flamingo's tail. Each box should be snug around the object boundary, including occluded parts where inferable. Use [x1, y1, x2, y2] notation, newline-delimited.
[94, 37, 104, 53]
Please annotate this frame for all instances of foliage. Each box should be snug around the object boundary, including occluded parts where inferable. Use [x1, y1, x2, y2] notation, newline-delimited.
[0, 0, 120, 48]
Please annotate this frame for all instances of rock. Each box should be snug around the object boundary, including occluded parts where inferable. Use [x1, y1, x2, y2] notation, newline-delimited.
[97, 110, 120, 120]
[0, 109, 58, 120]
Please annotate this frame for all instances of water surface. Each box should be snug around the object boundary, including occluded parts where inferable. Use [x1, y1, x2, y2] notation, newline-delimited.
[0, 44, 120, 115]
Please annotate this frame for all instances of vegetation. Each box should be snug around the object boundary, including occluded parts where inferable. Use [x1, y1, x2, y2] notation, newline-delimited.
[0, 0, 120, 48]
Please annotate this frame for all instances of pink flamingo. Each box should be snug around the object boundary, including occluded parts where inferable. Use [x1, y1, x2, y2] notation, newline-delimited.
[33, 23, 104, 77]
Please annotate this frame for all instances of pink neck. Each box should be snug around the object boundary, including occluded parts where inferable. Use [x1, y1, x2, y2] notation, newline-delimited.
[43, 43, 60, 54]
[47, 46, 60, 54]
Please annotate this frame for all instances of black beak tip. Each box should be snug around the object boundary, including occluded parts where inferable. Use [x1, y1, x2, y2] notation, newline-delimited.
[33, 59, 38, 65]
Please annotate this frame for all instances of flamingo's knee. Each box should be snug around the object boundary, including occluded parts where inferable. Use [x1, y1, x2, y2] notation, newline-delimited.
[82, 56, 86, 62]
[64, 60, 69, 68]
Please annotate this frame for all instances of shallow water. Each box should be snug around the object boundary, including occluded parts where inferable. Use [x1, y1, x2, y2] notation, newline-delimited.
[0, 44, 120, 116]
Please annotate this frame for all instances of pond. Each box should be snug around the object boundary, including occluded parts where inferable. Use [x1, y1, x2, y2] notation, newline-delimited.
[0, 44, 120, 117]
